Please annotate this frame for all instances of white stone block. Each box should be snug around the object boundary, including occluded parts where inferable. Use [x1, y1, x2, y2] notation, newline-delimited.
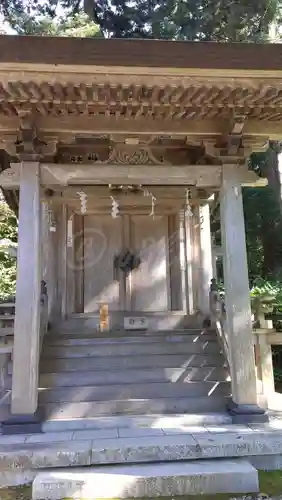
[32, 459, 259, 499]
[124, 317, 148, 330]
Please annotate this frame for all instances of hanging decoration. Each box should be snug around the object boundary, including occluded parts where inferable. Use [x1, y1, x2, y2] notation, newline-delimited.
[45, 203, 56, 232]
[111, 196, 120, 218]
[77, 191, 87, 214]
[143, 188, 157, 218]
[185, 188, 193, 217]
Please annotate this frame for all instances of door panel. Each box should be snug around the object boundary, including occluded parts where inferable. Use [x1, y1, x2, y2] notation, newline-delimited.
[130, 215, 169, 311]
[83, 215, 122, 312]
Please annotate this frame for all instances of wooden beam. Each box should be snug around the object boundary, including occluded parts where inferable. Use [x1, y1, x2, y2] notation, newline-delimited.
[39, 116, 225, 136]
[38, 115, 282, 139]
[39, 163, 223, 187]
[0, 114, 281, 145]
[0, 162, 266, 189]
[50, 185, 207, 199]
[238, 169, 268, 187]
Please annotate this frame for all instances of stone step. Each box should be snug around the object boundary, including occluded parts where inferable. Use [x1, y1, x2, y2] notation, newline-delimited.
[39, 353, 225, 374]
[42, 340, 220, 359]
[48, 328, 207, 338]
[36, 366, 230, 388]
[41, 412, 232, 432]
[42, 395, 229, 418]
[0, 314, 14, 321]
[0, 327, 14, 337]
[38, 381, 231, 404]
[1, 425, 278, 472]
[32, 459, 259, 499]
[44, 331, 215, 346]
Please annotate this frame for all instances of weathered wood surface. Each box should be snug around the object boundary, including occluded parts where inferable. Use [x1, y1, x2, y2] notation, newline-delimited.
[199, 203, 213, 315]
[11, 162, 41, 415]
[83, 215, 122, 313]
[184, 213, 195, 315]
[0, 162, 266, 190]
[74, 214, 84, 313]
[131, 215, 170, 312]
[220, 164, 258, 406]
[57, 204, 68, 319]
[191, 207, 201, 312]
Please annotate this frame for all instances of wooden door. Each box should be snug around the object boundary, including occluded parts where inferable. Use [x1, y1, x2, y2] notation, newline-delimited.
[83, 215, 122, 312]
[130, 215, 170, 311]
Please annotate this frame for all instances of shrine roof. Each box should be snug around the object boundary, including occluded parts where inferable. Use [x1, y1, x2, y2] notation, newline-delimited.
[0, 34, 282, 164]
[0, 35, 282, 73]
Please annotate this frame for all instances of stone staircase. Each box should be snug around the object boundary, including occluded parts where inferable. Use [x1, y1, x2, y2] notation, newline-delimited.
[35, 323, 231, 422]
[2, 322, 268, 499]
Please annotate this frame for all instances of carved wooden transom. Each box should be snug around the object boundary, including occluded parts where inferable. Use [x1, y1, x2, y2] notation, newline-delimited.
[56, 136, 218, 166]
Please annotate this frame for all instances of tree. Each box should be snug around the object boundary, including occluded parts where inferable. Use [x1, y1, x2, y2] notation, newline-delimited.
[2, 11, 101, 37]
[0, 199, 17, 299]
[1, 0, 280, 41]
[245, 145, 282, 280]
[2, 0, 282, 287]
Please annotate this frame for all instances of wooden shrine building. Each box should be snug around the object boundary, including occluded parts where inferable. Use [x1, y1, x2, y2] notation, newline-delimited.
[0, 35, 282, 433]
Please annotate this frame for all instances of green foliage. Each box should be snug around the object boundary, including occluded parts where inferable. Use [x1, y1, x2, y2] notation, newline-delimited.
[245, 144, 282, 282]
[3, 11, 101, 37]
[250, 278, 282, 306]
[1, 0, 280, 41]
[89, 0, 279, 40]
[0, 201, 17, 300]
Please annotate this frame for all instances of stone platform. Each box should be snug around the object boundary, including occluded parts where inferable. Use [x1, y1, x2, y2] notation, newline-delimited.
[32, 460, 259, 499]
[1, 414, 282, 491]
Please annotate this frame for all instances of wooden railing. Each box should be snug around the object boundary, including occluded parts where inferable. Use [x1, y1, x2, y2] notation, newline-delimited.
[209, 278, 230, 369]
[252, 298, 281, 407]
[0, 281, 49, 405]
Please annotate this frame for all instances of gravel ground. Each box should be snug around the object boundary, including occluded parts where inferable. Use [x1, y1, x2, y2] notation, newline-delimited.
[0, 492, 282, 500]
[0, 487, 31, 500]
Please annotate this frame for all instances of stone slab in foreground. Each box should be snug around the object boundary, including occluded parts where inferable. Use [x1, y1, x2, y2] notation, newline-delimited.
[32, 459, 259, 499]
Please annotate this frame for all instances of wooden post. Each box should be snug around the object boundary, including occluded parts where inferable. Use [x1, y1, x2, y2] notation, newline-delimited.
[74, 214, 84, 313]
[122, 215, 131, 311]
[199, 203, 213, 315]
[179, 210, 194, 314]
[191, 207, 201, 312]
[184, 212, 195, 315]
[66, 207, 75, 315]
[168, 214, 182, 310]
[220, 164, 267, 422]
[7, 162, 42, 431]
[179, 210, 187, 313]
[57, 205, 67, 318]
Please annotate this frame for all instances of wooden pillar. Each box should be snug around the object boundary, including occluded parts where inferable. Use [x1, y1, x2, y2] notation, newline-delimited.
[10, 162, 42, 423]
[179, 210, 194, 314]
[41, 201, 57, 321]
[199, 203, 213, 315]
[220, 164, 267, 422]
[184, 212, 195, 315]
[74, 214, 84, 313]
[191, 207, 201, 312]
[66, 207, 75, 315]
[57, 205, 67, 318]
[168, 214, 182, 310]
[122, 214, 131, 311]
[179, 210, 187, 313]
